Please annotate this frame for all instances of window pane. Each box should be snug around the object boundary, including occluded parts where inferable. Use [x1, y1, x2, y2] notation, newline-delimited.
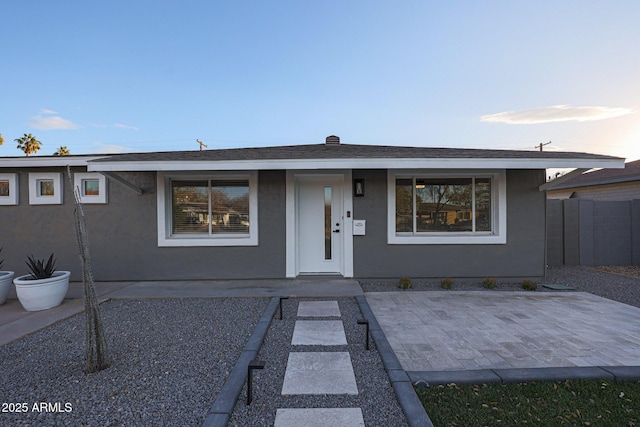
[395, 179, 413, 232]
[83, 179, 100, 196]
[416, 178, 472, 232]
[172, 181, 209, 234]
[38, 180, 55, 196]
[0, 181, 9, 197]
[210, 180, 249, 234]
[324, 186, 332, 260]
[475, 178, 492, 232]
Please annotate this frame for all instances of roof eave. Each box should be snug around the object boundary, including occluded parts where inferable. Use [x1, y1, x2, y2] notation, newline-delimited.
[86, 157, 626, 172]
[0, 156, 110, 168]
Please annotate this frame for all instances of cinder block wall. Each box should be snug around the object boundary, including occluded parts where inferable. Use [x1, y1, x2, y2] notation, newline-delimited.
[546, 199, 564, 266]
[546, 199, 639, 266]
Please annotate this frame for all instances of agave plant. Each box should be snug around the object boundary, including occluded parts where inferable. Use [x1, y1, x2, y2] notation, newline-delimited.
[25, 253, 57, 279]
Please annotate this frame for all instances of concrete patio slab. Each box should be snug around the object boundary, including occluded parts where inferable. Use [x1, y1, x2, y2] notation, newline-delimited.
[274, 408, 364, 427]
[0, 281, 135, 346]
[1, 279, 360, 347]
[291, 320, 347, 346]
[366, 291, 640, 373]
[297, 300, 341, 317]
[105, 278, 363, 298]
[281, 352, 358, 395]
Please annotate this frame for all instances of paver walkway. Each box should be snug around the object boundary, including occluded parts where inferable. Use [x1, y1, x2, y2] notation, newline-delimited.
[367, 291, 640, 372]
[275, 300, 365, 427]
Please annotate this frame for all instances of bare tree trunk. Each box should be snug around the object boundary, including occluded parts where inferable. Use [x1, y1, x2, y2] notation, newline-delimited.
[67, 167, 110, 373]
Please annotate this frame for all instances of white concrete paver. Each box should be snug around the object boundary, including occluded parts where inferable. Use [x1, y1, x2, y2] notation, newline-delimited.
[274, 408, 365, 427]
[291, 320, 347, 345]
[281, 351, 359, 395]
[297, 300, 341, 317]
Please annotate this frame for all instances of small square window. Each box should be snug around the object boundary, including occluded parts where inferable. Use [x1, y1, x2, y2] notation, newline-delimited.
[0, 181, 9, 197]
[0, 174, 19, 205]
[83, 179, 100, 196]
[74, 173, 107, 204]
[29, 173, 63, 205]
[38, 179, 55, 196]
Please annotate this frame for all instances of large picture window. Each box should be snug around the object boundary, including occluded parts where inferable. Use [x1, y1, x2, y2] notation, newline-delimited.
[172, 180, 250, 235]
[388, 171, 506, 244]
[396, 177, 491, 233]
[157, 172, 258, 247]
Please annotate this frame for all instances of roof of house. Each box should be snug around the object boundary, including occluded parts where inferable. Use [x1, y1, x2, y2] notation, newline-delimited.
[547, 159, 640, 190]
[90, 143, 618, 162]
[0, 141, 626, 171]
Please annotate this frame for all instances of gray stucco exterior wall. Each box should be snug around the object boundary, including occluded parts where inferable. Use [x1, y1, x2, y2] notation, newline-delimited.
[351, 169, 547, 279]
[1, 168, 286, 281]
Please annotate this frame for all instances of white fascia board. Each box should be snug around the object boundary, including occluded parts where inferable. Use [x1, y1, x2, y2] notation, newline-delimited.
[0, 156, 109, 168]
[87, 157, 626, 172]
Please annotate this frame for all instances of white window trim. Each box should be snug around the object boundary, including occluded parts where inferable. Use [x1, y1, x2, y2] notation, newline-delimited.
[387, 170, 507, 244]
[29, 172, 63, 205]
[0, 173, 19, 205]
[157, 171, 258, 247]
[73, 172, 108, 204]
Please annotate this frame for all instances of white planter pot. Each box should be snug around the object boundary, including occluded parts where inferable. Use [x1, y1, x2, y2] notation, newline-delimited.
[13, 271, 70, 311]
[0, 271, 14, 305]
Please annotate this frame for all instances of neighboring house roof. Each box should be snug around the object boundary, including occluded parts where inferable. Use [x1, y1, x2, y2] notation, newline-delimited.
[0, 141, 625, 171]
[547, 159, 640, 190]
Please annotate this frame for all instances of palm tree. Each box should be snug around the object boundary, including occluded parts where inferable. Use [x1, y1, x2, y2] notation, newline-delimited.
[53, 146, 71, 156]
[15, 133, 42, 156]
[0, 134, 5, 146]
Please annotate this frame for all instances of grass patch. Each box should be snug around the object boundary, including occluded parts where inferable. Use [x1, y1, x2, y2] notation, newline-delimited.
[416, 380, 640, 426]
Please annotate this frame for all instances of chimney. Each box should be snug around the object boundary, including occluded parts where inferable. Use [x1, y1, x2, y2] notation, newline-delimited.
[325, 135, 340, 145]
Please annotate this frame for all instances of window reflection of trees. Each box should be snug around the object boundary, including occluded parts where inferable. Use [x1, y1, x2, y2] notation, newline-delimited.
[396, 177, 492, 233]
[172, 180, 250, 234]
[211, 184, 249, 234]
[416, 179, 472, 231]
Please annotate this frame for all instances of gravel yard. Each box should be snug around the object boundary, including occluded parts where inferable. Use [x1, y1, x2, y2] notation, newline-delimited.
[547, 266, 640, 308]
[0, 298, 266, 426]
[2, 265, 639, 426]
[360, 266, 640, 309]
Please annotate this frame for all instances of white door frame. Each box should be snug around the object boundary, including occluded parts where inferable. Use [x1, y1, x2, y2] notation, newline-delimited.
[286, 170, 353, 278]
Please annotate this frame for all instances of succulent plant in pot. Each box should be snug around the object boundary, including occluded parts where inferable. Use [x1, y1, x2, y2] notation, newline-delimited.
[13, 253, 70, 311]
[0, 246, 15, 306]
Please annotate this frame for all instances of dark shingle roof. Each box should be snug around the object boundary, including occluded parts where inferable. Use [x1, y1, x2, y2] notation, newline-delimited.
[90, 143, 619, 162]
[548, 159, 640, 190]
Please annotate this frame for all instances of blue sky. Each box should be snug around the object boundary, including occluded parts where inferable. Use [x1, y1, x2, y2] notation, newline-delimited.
[1, 1, 639, 160]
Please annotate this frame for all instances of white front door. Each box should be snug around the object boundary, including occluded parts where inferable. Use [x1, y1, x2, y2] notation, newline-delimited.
[296, 175, 344, 274]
